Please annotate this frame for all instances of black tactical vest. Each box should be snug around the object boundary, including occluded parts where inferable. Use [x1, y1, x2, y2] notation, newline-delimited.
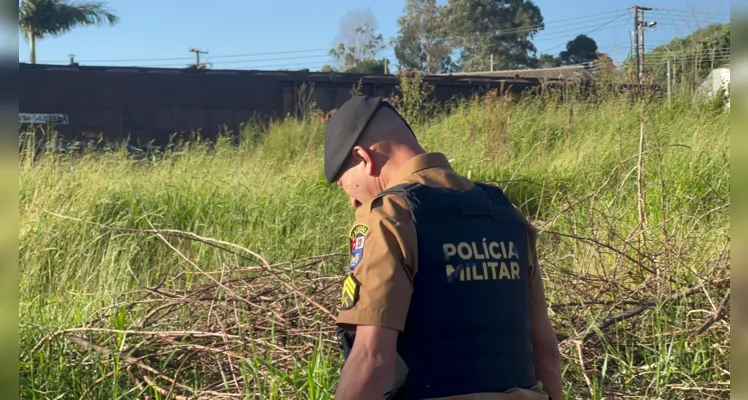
[337, 181, 537, 400]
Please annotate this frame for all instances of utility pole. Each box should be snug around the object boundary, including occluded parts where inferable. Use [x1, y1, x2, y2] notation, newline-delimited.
[490, 54, 494, 72]
[68, 54, 77, 66]
[189, 47, 208, 69]
[633, 6, 655, 83]
[633, 6, 639, 83]
[667, 58, 672, 104]
[638, 7, 645, 81]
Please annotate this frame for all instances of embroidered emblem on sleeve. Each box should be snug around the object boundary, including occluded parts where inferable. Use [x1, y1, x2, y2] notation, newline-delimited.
[348, 223, 370, 271]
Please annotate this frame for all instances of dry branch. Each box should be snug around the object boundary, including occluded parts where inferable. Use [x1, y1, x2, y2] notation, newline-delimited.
[545, 229, 661, 277]
[557, 277, 730, 352]
[691, 291, 730, 337]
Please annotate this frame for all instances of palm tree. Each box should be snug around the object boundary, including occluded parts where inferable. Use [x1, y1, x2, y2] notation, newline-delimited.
[19, 0, 119, 64]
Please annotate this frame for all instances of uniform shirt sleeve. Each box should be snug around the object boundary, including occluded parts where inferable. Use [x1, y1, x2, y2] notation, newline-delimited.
[336, 194, 418, 332]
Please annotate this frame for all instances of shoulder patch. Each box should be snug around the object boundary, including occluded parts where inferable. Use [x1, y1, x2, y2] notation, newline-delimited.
[340, 273, 361, 310]
[348, 223, 369, 270]
[349, 223, 370, 238]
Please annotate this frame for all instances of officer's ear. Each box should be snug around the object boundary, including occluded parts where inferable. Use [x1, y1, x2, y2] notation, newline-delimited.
[351, 146, 377, 177]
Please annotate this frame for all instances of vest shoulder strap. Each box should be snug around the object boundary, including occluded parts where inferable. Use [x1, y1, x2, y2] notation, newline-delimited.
[472, 182, 525, 224]
[375, 182, 424, 199]
[369, 182, 423, 214]
[372, 181, 525, 226]
[473, 182, 515, 208]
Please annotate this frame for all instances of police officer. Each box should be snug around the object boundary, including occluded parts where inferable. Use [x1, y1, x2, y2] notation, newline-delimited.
[324, 96, 562, 400]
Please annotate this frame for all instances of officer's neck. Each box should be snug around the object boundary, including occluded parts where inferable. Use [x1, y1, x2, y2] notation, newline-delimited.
[378, 145, 426, 189]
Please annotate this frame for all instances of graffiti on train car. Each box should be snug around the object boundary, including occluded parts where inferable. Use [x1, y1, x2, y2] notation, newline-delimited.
[20, 113, 70, 125]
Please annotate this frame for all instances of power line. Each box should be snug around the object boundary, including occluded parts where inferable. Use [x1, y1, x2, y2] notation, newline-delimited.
[228, 53, 395, 70]
[642, 55, 730, 63]
[536, 8, 632, 25]
[423, 8, 634, 40]
[598, 18, 720, 55]
[644, 49, 731, 57]
[389, 17, 632, 59]
[96, 52, 337, 67]
[535, 22, 630, 43]
[31, 6, 728, 70]
[643, 51, 731, 60]
[479, 9, 633, 36]
[643, 44, 732, 53]
[39, 47, 334, 64]
[538, 11, 631, 54]
[38, 9, 635, 65]
[647, 17, 729, 26]
[655, 22, 728, 30]
[219, 51, 398, 70]
[396, 12, 633, 50]
[132, 53, 398, 70]
[453, 11, 633, 40]
[647, 13, 729, 21]
[237, 63, 331, 71]
[601, 41, 666, 50]
[111, 51, 398, 68]
[202, 53, 332, 65]
[649, 7, 730, 17]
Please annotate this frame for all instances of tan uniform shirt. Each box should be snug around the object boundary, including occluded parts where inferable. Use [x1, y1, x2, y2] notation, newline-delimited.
[336, 152, 550, 400]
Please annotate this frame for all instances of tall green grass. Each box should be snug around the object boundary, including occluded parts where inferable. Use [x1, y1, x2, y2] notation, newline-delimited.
[19, 89, 729, 399]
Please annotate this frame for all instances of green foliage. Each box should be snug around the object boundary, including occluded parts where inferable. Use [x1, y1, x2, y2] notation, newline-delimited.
[536, 53, 561, 68]
[559, 34, 598, 65]
[445, 0, 544, 71]
[19, 0, 118, 38]
[19, 0, 119, 63]
[391, 0, 454, 74]
[705, 84, 730, 113]
[386, 69, 437, 125]
[344, 58, 388, 74]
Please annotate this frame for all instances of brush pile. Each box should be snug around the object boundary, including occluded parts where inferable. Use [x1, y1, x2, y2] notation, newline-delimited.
[27, 220, 731, 399]
[30, 226, 349, 399]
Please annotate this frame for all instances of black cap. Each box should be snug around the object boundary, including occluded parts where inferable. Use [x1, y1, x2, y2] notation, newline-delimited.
[324, 96, 391, 183]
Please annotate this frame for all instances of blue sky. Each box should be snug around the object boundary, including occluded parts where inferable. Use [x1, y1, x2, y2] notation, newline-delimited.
[17, 0, 730, 71]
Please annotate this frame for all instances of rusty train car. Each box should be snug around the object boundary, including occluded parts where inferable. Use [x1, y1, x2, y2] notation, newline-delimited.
[19, 63, 543, 146]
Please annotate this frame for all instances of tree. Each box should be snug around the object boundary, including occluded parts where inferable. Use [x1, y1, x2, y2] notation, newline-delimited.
[536, 53, 560, 68]
[593, 52, 615, 71]
[445, 0, 544, 72]
[345, 58, 388, 74]
[391, 0, 452, 74]
[558, 34, 598, 65]
[19, 0, 119, 64]
[329, 8, 386, 71]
